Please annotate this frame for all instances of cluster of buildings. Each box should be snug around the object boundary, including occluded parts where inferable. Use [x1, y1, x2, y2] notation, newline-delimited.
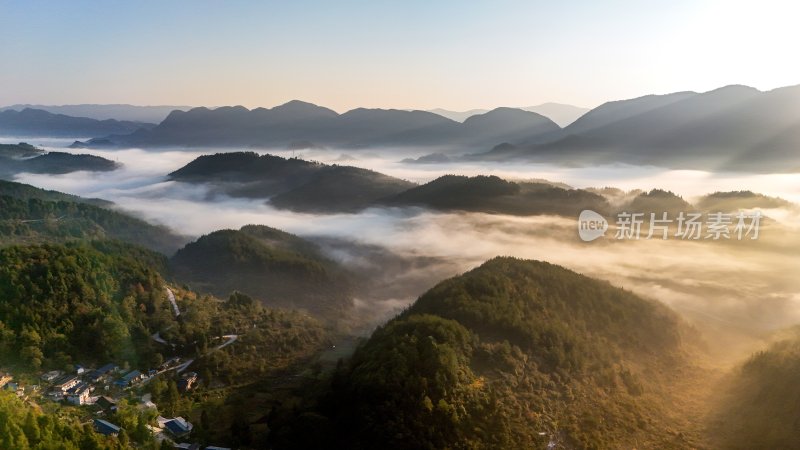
[42, 363, 139, 405]
[38, 360, 187, 405]
[94, 415, 229, 450]
[4, 357, 220, 448]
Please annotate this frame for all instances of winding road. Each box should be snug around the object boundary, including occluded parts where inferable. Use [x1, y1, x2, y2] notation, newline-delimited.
[165, 288, 180, 317]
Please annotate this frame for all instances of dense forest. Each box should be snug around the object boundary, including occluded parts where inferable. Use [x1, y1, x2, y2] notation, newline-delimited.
[0, 241, 170, 369]
[267, 258, 705, 449]
[0, 179, 110, 206]
[0, 175, 798, 448]
[0, 241, 329, 373]
[0, 239, 333, 448]
[0, 180, 184, 254]
[708, 328, 800, 449]
[0, 391, 127, 449]
[170, 225, 355, 320]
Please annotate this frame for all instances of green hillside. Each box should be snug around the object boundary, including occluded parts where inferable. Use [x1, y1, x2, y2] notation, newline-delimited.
[709, 329, 800, 449]
[383, 175, 610, 216]
[0, 391, 121, 449]
[170, 225, 354, 319]
[0, 180, 184, 254]
[272, 258, 704, 449]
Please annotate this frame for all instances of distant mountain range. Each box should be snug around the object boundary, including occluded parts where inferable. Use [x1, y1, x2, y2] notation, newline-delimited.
[85, 101, 560, 150]
[6, 83, 800, 171]
[0, 108, 154, 137]
[478, 84, 800, 172]
[0, 104, 191, 123]
[428, 102, 590, 127]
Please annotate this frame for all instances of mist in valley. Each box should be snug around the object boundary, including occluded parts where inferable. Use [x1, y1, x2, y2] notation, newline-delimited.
[9, 144, 800, 366]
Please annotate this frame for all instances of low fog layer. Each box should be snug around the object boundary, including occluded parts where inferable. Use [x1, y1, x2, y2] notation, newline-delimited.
[11, 145, 800, 361]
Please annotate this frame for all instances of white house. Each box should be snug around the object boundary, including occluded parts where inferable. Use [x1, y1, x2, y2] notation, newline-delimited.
[67, 383, 91, 405]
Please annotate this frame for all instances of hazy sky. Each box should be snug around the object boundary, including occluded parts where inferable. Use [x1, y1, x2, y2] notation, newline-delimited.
[1, 0, 798, 111]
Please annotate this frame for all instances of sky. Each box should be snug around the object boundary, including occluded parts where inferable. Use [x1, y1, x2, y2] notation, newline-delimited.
[1, 0, 799, 111]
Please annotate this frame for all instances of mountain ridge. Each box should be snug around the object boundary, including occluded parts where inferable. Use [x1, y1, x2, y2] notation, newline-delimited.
[0, 108, 155, 137]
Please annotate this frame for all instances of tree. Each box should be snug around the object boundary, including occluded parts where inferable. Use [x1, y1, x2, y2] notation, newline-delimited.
[22, 412, 40, 447]
[201, 368, 212, 389]
[200, 409, 210, 431]
[165, 380, 180, 416]
[118, 429, 130, 448]
[151, 352, 164, 369]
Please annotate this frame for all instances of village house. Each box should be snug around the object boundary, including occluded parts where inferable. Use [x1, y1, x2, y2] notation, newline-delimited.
[52, 374, 80, 393]
[93, 419, 122, 436]
[164, 417, 194, 438]
[160, 356, 181, 371]
[95, 395, 117, 412]
[88, 363, 119, 382]
[4, 381, 24, 397]
[67, 382, 91, 405]
[41, 370, 61, 382]
[115, 369, 144, 387]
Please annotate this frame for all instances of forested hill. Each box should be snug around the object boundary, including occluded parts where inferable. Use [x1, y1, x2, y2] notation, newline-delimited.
[0, 239, 331, 448]
[170, 225, 354, 319]
[0, 241, 169, 370]
[0, 143, 119, 177]
[708, 328, 800, 449]
[0, 390, 118, 449]
[0, 180, 185, 254]
[0, 179, 110, 205]
[382, 175, 610, 216]
[271, 257, 704, 449]
[169, 152, 415, 213]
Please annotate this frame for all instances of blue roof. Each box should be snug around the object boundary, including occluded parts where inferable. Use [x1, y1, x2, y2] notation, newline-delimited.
[165, 418, 192, 435]
[93, 419, 121, 435]
[97, 363, 117, 373]
[89, 363, 118, 380]
[121, 370, 141, 381]
[114, 370, 142, 386]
